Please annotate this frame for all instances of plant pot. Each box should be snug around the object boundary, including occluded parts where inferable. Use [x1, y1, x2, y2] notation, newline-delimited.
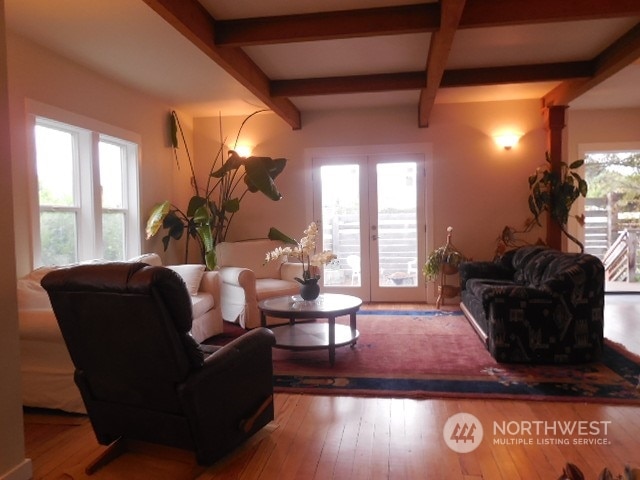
[300, 278, 320, 301]
[438, 284, 460, 298]
[441, 263, 459, 275]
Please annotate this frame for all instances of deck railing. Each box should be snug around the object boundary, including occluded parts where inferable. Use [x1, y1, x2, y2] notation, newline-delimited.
[602, 229, 638, 282]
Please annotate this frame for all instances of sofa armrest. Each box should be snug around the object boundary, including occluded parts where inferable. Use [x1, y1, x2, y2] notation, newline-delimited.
[198, 271, 221, 300]
[217, 267, 257, 296]
[459, 261, 513, 291]
[279, 262, 304, 282]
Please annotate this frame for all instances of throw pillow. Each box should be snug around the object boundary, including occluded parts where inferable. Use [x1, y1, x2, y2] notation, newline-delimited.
[167, 264, 205, 296]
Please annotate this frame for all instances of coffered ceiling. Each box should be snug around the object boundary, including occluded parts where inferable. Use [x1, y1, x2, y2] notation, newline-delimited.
[5, 0, 640, 129]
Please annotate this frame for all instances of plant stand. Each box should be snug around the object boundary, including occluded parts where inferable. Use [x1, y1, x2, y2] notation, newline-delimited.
[436, 263, 461, 308]
[435, 228, 464, 309]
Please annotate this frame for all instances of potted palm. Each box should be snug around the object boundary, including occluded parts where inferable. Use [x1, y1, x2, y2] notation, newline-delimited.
[145, 110, 287, 269]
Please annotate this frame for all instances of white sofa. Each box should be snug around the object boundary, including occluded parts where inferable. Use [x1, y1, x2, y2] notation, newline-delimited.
[216, 239, 303, 329]
[17, 254, 223, 413]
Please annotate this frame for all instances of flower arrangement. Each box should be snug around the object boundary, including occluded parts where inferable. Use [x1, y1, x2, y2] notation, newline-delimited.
[265, 222, 337, 284]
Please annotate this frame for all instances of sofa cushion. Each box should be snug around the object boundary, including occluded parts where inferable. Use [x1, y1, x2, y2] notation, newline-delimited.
[167, 264, 205, 296]
[190, 292, 215, 318]
[216, 239, 286, 279]
[255, 278, 300, 300]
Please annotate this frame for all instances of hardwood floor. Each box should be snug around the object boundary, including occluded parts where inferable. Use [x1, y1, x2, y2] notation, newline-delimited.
[24, 296, 640, 479]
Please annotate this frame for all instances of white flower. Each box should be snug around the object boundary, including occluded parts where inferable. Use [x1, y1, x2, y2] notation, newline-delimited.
[265, 222, 336, 279]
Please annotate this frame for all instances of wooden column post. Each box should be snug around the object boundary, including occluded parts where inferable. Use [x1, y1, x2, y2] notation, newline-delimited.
[543, 105, 568, 251]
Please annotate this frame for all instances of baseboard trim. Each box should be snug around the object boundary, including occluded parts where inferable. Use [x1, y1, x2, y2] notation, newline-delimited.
[1, 458, 33, 480]
[459, 302, 488, 345]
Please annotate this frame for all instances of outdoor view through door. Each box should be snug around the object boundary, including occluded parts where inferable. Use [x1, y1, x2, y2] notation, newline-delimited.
[313, 153, 426, 302]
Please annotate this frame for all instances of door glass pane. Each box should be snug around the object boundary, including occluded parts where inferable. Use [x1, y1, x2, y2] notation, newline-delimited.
[320, 164, 361, 286]
[40, 211, 78, 265]
[376, 162, 418, 287]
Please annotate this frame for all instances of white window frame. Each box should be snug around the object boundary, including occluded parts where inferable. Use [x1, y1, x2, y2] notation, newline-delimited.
[26, 101, 141, 267]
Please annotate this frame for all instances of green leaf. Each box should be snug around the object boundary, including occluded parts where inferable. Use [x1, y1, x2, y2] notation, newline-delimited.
[267, 227, 298, 245]
[169, 112, 178, 148]
[223, 198, 240, 213]
[244, 156, 285, 200]
[164, 212, 185, 240]
[578, 178, 588, 197]
[211, 151, 243, 178]
[204, 249, 217, 271]
[569, 159, 584, 169]
[145, 201, 172, 239]
[187, 196, 207, 217]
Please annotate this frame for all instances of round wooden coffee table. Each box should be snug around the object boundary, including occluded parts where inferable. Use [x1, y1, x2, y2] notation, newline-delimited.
[258, 293, 362, 366]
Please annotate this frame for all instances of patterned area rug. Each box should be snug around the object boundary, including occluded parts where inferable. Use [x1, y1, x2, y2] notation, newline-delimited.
[260, 311, 640, 404]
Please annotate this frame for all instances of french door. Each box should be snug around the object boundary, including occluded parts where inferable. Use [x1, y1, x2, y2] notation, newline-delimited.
[312, 152, 427, 302]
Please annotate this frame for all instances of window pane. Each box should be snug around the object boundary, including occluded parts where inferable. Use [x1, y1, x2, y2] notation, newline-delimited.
[102, 212, 125, 261]
[35, 125, 75, 207]
[320, 164, 361, 286]
[99, 141, 124, 209]
[40, 211, 77, 265]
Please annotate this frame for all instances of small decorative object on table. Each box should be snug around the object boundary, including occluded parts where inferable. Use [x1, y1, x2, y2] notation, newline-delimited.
[265, 222, 337, 301]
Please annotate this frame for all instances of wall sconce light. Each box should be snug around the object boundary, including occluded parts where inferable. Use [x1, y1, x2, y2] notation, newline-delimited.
[494, 133, 521, 150]
[231, 144, 253, 158]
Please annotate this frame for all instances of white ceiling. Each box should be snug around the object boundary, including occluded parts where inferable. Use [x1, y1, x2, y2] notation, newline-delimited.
[5, 0, 640, 121]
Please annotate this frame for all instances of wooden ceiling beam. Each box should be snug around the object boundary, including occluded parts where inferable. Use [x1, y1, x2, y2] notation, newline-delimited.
[271, 72, 427, 97]
[543, 22, 640, 107]
[214, 0, 640, 47]
[419, 0, 467, 127]
[270, 61, 593, 98]
[441, 61, 594, 87]
[460, 0, 640, 29]
[140, 0, 301, 129]
[215, 4, 440, 47]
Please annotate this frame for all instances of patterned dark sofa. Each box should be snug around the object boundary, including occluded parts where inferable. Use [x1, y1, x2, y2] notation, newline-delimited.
[459, 246, 605, 364]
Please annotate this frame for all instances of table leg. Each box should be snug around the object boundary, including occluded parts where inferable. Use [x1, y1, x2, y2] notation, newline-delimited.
[260, 311, 266, 327]
[350, 311, 358, 347]
[328, 316, 336, 366]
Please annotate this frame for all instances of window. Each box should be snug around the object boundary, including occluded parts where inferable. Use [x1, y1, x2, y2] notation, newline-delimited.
[30, 109, 140, 266]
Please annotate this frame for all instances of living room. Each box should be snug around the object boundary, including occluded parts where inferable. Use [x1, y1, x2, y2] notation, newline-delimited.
[1, 1, 640, 478]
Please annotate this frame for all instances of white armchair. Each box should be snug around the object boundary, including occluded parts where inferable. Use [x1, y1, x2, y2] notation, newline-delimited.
[216, 239, 303, 329]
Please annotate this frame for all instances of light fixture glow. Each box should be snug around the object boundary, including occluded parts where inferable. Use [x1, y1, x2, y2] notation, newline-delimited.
[232, 144, 253, 158]
[494, 133, 521, 150]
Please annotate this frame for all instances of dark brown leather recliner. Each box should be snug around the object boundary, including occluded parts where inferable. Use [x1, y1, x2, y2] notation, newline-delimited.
[41, 262, 276, 470]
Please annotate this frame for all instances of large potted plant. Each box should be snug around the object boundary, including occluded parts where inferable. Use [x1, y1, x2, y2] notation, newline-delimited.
[145, 110, 287, 269]
[527, 152, 588, 252]
[497, 153, 588, 255]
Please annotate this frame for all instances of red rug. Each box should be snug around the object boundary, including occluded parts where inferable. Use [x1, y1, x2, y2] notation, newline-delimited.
[210, 312, 640, 403]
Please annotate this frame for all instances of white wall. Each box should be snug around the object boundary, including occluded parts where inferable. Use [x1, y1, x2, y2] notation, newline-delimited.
[195, 100, 549, 263]
[7, 32, 187, 275]
[1, 2, 31, 479]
